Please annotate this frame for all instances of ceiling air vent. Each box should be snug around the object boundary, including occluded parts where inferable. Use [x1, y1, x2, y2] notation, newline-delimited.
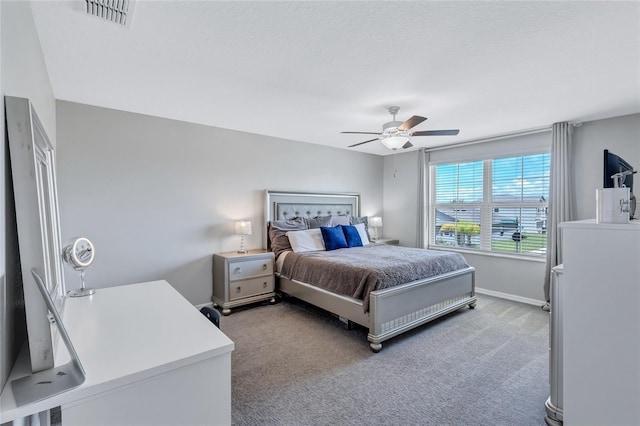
[84, 0, 135, 27]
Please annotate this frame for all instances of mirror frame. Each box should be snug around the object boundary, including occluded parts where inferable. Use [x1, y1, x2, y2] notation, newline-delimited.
[6, 96, 66, 372]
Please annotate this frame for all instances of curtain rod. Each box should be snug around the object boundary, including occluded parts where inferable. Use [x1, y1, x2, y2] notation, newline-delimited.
[423, 125, 553, 153]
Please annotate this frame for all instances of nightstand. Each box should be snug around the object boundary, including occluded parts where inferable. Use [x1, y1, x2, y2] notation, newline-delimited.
[373, 238, 399, 245]
[212, 249, 275, 315]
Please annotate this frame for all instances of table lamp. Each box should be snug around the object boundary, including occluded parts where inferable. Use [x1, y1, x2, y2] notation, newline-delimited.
[234, 220, 252, 254]
[369, 216, 382, 240]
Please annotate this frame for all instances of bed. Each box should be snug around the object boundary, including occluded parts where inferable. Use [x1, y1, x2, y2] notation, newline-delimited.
[264, 190, 476, 352]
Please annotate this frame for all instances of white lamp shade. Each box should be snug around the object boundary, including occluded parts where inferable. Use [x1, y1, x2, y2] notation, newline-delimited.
[369, 216, 383, 227]
[234, 220, 252, 235]
[381, 136, 409, 150]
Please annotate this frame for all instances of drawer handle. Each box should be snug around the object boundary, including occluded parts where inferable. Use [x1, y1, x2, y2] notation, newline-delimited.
[263, 281, 267, 288]
[236, 286, 241, 294]
[262, 264, 267, 270]
[234, 267, 241, 274]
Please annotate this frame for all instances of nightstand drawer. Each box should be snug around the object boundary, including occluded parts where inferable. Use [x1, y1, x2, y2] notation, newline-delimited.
[229, 276, 274, 301]
[228, 258, 274, 281]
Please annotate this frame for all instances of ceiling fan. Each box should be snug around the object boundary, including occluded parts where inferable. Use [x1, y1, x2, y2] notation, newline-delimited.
[342, 106, 460, 150]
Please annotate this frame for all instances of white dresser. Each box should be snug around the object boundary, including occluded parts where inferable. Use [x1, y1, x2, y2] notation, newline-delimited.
[560, 220, 640, 425]
[1, 280, 235, 425]
[545, 264, 564, 425]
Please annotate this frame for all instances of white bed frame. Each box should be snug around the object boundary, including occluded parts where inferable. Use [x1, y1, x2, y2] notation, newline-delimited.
[265, 190, 476, 352]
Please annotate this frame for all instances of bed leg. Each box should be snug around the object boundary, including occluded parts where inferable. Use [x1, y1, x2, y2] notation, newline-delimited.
[468, 301, 477, 309]
[369, 342, 382, 353]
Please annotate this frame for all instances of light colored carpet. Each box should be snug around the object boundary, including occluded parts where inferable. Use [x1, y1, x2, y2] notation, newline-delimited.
[221, 294, 549, 426]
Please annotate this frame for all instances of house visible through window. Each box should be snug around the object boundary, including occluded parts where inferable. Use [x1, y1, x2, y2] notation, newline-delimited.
[430, 153, 550, 257]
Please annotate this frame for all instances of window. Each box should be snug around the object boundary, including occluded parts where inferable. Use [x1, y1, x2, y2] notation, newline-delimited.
[430, 153, 550, 257]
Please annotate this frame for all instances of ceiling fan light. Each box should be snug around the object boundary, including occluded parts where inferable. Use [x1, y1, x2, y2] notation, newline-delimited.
[381, 136, 409, 150]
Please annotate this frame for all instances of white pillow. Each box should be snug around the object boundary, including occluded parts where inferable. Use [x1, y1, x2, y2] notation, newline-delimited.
[354, 223, 370, 245]
[286, 228, 326, 252]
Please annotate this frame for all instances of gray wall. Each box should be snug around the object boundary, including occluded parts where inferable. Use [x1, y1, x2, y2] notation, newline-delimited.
[383, 152, 420, 246]
[383, 113, 640, 303]
[1, 0, 57, 389]
[56, 101, 384, 304]
[573, 114, 640, 220]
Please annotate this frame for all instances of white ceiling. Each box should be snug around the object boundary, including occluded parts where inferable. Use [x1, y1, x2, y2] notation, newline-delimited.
[30, 1, 640, 156]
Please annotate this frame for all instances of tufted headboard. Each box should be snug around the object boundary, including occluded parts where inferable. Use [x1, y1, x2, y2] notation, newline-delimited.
[263, 190, 361, 248]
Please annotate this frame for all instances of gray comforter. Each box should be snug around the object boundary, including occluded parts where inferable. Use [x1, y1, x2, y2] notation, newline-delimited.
[279, 244, 469, 312]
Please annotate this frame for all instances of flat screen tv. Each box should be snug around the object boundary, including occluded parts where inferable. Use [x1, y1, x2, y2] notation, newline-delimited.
[604, 149, 634, 193]
[604, 149, 636, 219]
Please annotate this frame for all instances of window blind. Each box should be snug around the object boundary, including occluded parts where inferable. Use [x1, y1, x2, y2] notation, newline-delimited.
[430, 153, 550, 257]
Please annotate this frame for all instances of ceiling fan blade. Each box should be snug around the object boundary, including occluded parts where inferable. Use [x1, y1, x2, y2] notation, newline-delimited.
[398, 115, 427, 131]
[348, 138, 379, 148]
[402, 141, 413, 149]
[411, 129, 460, 136]
[341, 131, 382, 135]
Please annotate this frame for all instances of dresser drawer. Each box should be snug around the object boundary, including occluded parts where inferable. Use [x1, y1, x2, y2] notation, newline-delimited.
[229, 276, 274, 301]
[228, 258, 273, 281]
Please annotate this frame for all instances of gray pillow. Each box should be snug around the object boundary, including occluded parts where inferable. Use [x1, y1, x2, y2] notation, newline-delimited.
[268, 218, 308, 258]
[331, 214, 351, 226]
[350, 216, 372, 241]
[306, 215, 332, 229]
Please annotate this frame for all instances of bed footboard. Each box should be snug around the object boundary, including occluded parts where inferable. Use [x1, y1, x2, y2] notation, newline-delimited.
[368, 267, 476, 352]
[277, 267, 475, 352]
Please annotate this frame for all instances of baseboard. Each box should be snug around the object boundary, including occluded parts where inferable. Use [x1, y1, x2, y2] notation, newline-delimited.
[475, 287, 545, 307]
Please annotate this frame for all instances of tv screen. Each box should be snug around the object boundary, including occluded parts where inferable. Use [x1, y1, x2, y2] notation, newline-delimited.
[604, 149, 634, 194]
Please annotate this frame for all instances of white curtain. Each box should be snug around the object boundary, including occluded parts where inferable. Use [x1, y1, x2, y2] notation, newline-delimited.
[417, 149, 429, 248]
[543, 122, 575, 302]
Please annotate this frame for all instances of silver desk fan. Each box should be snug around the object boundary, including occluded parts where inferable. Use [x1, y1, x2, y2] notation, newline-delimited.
[63, 236, 96, 297]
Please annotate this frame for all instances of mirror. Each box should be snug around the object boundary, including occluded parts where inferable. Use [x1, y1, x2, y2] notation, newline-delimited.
[63, 236, 96, 297]
[6, 96, 66, 372]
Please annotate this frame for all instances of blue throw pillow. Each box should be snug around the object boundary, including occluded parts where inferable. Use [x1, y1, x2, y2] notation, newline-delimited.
[320, 226, 348, 251]
[341, 225, 363, 247]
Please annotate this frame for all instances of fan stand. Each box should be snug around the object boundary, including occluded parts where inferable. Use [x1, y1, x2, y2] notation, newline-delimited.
[383, 106, 403, 131]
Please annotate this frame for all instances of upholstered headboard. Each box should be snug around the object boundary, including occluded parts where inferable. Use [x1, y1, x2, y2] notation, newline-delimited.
[263, 190, 361, 248]
[272, 202, 355, 220]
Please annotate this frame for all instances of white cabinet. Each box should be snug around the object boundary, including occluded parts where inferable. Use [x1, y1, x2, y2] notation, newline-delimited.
[0, 280, 235, 425]
[560, 220, 640, 425]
